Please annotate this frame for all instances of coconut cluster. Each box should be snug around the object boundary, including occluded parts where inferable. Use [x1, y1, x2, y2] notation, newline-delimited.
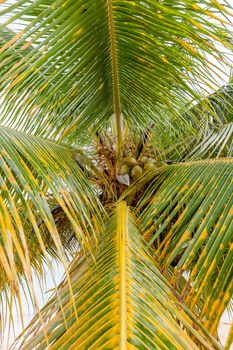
[120, 156, 156, 179]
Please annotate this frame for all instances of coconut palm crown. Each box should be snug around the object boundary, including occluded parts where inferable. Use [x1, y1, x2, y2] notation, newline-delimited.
[0, 0, 233, 349]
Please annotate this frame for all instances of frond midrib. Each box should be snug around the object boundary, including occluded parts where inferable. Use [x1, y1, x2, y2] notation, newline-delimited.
[106, 0, 122, 165]
[118, 201, 128, 349]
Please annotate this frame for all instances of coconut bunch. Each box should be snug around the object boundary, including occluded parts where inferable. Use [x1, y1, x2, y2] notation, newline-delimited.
[120, 156, 163, 179]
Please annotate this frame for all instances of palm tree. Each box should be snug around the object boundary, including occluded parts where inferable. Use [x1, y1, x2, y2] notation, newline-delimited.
[0, 0, 232, 349]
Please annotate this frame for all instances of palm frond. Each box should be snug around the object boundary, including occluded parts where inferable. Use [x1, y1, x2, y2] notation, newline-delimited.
[138, 159, 233, 334]
[0, 1, 112, 144]
[145, 83, 233, 163]
[185, 83, 233, 159]
[188, 122, 233, 159]
[114, 0, 232, 129]
[0, 126, 103, 293]
[14, 202, 222, 350]
[0, 1, 232, 144]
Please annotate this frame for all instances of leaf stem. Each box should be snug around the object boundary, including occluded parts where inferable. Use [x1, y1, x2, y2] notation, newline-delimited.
[106, 0, 122, 170]
[118, 201, 128, 349]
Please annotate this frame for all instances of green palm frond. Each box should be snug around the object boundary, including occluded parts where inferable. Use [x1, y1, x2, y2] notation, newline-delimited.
[188, 122, 233, 159]
[0, 0, 232, 145]
[113, 0, 232, 128]
[144, 84, 233, 163]
[0, 1, 113, 144]
[206, 83, 233, 124]
[0, 126, 103, 292]
[138, 159, 233, 334]
[185, 84, 233, 159]
[14, 202, 222, 350]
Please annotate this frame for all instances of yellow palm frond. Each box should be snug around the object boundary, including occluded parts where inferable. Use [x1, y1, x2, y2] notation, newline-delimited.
[138, 158, 233, 334]
[14, 202, 222, 350]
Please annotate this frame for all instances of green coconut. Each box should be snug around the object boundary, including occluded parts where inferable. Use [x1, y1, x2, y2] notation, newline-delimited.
[131, 165, 143, 178]
[123, 156, 137, 166]
[144, 162, 155, 171]
[120, 164, 129, 175]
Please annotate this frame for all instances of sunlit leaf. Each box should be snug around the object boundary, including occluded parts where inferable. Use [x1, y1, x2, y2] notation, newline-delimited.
[138, 159, 233, 334]
[14, 202, 222, 350]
